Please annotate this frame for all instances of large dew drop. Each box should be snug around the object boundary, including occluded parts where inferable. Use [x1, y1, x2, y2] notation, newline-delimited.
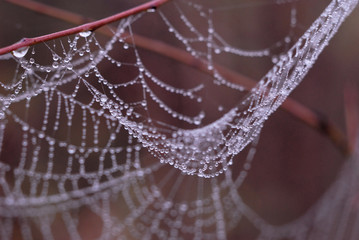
[12, 46, 29, 58]
[79, 30, 92, 38]
[147, 6, 157, 13]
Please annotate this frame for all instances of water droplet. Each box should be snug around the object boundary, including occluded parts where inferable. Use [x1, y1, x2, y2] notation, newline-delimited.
[272, 56, 279, 64]
[304, 59, 312, 66]
[52, 62, 59, 69]
[64, 57, 70, 63]
[79, 30, 92, 38]
[67, 145, 76, 154]
[38, 132, 45, 139]
[66, 63, 73, 70]
[147, 6, 157, 12]
[12, 46, 29, 58]
[22, 124, 29, 131]
[110, 134, 116, 140]
[53, 54, 59, 61]
[194, 117, 201, 125]
[100, 96, 107, 103]
[179, 204, 188, 212]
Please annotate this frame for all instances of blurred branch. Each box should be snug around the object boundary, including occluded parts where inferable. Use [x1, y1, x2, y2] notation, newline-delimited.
[283, 98, 350, 156]
[2, 0, 350, 155]
[344, 81, 359, 153]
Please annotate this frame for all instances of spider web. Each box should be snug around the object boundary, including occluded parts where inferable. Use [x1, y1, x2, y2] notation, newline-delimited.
[0, 0, 358, 239]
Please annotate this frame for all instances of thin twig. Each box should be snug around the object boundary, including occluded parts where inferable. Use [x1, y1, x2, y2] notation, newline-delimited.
[2, 0, 350, 155]
[0, 0, 170, 55]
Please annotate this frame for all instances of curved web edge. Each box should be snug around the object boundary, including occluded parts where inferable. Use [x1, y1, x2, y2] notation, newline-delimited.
[124, 0, 359, 177]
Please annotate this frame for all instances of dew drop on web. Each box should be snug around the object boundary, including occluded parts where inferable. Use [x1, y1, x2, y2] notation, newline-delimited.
[79, 30, 92, 38]
[12, 46, 29, 58]
[147, 6, 157, 13]
[52, 62, 59, 69]
[67, 145, 76, 154]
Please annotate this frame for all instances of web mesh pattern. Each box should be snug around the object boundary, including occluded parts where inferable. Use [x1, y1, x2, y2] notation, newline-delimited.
[0, 0, 358, 239]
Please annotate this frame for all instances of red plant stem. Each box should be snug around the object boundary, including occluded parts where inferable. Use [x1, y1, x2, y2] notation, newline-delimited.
[3, 0, 350, 155]
[0, 0, 170, 55]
